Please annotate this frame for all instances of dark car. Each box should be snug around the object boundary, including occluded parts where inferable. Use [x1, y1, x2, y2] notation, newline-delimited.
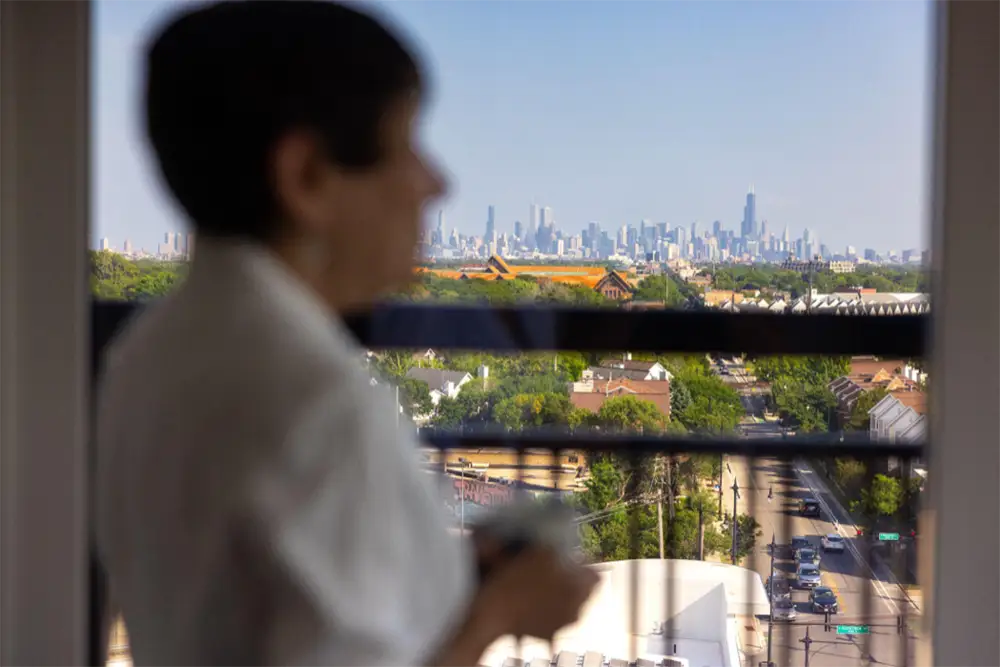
[795, 547, 821, 566]
[790, 536, 811, 550]
[810, 586, 839, 613]
[766, 574, 792, 601]
[800, 498, 822, 517]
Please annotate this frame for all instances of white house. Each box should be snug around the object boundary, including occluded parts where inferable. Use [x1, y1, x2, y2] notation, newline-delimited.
[405, 367, 473, 405]
[595, 356, 673, 382]
[868, 392, 928, 471]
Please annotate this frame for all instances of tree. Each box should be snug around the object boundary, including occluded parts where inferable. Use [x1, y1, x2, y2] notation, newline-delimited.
[670, 377, 693, 417]
[846, 387, 888, 431]
[596, 395, 669, 433]
[851, 474, 904, 528]
[720, 512, 763, 563]
[398, 377, 434, 417]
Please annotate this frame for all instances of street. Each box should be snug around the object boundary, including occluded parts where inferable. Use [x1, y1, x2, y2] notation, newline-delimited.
[726, 452, 920, 667]
[707, 357, 920, 667]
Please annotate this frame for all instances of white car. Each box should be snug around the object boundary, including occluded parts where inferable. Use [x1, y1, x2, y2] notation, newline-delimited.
[821, 533, 846, 553]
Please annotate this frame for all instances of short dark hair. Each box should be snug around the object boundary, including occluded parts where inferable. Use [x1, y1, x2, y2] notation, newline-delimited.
[145, 1, 424, 240]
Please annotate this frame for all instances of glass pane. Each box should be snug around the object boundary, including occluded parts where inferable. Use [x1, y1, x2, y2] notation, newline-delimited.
[93, 1, 932, 666]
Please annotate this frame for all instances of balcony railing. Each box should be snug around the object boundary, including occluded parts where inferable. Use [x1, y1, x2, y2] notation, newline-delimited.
[91, 301, 927, 667]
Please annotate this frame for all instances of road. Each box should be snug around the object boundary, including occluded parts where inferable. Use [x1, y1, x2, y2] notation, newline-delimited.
[708, 356, 921, 666]
[725, 451, 920, 667]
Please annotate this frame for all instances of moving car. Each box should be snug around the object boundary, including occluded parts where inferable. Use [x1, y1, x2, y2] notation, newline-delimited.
[821, 533, 846, 553]
[796, 564, 821, 588]
[772, 598, 798, 622]
[790, 536, 811, 551]
[766, 574, 792, 601]
[800, 498, 822, 517]
[810, 586, 839, 614]
[795, 547, 821, 566]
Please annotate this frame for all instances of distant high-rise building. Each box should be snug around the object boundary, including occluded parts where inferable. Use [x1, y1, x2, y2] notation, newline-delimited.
[760, 219, 769, 242]
[539, 206, 552, 229]
[123, 239, 133, 255]
[485, 205, 495, 239]
[712, 220, 722, 238]
[864, 248, 877, 261]
[741, 186, 757, 239]
[690, 221, 700, 240]
[528, 203, 539, 249]
[846, 245, 857, 259]
[100, 237, 110, 251]
[514, 220, 523, 239]
[436, 210, 446, 245]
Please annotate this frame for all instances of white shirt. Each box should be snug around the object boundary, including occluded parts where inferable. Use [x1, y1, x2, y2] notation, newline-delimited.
[95, 238, 472, 666]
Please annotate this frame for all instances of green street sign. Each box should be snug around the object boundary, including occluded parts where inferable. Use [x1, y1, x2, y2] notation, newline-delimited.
[879, 532, 900, 541]
[837, 625, 870, 635]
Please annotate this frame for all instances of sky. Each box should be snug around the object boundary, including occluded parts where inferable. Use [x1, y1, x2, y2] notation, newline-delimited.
[93, 0, 933, 254]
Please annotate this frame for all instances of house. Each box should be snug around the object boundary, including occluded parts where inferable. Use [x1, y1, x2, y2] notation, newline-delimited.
[405, 367, 472, 405]
[827, 357, 917, 424]
[868, 389, 928, 472]
[596, 357, 672, 381]
[569, 377, 672, 420]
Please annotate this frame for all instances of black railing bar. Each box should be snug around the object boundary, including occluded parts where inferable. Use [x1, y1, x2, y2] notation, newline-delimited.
[664, 454, 678, 652]
[626, 451, 641, 663]
[418, 432, 925, 458]
[93, 300, 928, 357]
[859, 462, 876, 664]
[745, 454, 758, 660]
[779, 458, 794, 667]
[350, 304, 927, 357]
[898, 456, 913, 667]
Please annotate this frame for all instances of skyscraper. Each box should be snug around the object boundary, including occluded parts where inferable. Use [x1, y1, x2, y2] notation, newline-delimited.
[741, 185, 757, 239]
[486, 205, 496, 239]
[712, 220, 723, 238]
[691, 221, 700, 239]
[540, 206, 552, 229]
[528, 203, 539, 249]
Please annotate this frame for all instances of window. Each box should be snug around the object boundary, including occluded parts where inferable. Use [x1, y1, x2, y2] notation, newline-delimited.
[91, 2, 937, 667]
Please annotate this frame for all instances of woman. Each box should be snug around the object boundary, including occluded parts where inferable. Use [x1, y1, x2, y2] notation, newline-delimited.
[95, 2, 598, 665]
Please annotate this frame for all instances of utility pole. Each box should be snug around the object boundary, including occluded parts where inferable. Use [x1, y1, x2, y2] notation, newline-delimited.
[800, 626, 813, 667]
[730, 478, 741, 564]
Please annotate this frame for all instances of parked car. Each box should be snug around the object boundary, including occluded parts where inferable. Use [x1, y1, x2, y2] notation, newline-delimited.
[795, 547, 821, 566]
[772, 598, 798, 622]
[821, 533, 846, 553]
[800, 498, 822, 517]
[796, 564, 821, 588]
[810, 586, 839, 614]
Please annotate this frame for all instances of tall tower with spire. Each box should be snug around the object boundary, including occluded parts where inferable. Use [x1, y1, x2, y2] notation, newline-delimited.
[741, 185, 757, 239]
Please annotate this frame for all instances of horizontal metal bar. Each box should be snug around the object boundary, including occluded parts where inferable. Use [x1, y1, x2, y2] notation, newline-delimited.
[419, 429, 925, 458]
[349, 304, 927, 356]
[93, 301, 928, 356]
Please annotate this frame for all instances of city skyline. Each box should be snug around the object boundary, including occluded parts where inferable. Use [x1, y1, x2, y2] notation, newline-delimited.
[94, 1, 932, 252]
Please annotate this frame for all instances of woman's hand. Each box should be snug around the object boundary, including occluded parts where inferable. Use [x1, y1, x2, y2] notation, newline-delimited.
[473, 543, 600, 642]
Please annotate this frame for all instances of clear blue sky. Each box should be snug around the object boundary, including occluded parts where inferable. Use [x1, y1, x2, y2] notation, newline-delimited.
[93, 0, 932, 254]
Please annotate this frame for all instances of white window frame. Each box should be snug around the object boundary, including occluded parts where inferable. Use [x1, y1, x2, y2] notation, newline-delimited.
[0, 1, 996, 665]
